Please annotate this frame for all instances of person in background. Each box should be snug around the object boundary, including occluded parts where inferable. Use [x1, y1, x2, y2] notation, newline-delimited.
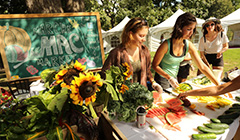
[198, 17, 229, 82]
[177, 52, 194, 83]
[178, 75, 240, 97]
[152, 12, 220, 90]
[101, 17, 163, 93]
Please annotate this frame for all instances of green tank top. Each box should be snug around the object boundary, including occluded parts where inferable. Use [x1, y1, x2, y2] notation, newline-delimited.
[159, 38, 189, 78]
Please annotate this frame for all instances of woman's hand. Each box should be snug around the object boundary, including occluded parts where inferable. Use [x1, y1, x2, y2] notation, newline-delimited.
[217, 52, 222, 59]
[168, 77, 179, 89]
[152, 82, 163, 94]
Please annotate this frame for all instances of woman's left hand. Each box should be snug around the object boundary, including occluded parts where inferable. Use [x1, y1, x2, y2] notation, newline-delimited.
[152, 82, 163, 94]
[217, 52, 222, 59]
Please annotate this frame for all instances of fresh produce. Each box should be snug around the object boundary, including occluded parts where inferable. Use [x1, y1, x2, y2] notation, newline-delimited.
[173, 83, 193, 93]
[204, 123, 229, 130]
[147, 97, 187, 131]
[165, 112, 181, 125]
[197, 126, 225, 134]
[218, 112, 240, 120]
[192, 76, 212, 85]
[0, 61, 105, 140]
[216, 103, 240, 125]
[210, 118, 221, 123]
[192, 133, 217, 139]
[235, 96, 240, 102]
[165, 98, 183, 107]
[107, 82, 154, 122]
[152, 90, 162, 103]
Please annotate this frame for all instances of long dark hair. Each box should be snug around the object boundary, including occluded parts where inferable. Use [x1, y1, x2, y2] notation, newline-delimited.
[171, 12, 197, 39]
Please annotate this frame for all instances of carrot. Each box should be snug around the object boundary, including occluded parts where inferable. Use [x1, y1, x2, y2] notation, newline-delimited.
[63, 122, 75, 140]
[27, 130, 45, 140]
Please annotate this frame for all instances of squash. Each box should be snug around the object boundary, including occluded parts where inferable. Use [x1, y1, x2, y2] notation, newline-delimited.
[0, 22, 31, 62]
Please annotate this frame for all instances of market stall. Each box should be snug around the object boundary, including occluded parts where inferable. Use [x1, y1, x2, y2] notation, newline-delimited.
[110, 75, 240, 140]
[24, 73, 240, 140]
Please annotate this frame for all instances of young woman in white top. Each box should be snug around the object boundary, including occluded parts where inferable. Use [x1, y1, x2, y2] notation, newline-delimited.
[198, 17, 229, 82]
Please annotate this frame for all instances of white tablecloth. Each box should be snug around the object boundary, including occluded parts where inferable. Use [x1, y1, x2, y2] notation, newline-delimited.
[111, 77, 240, 140]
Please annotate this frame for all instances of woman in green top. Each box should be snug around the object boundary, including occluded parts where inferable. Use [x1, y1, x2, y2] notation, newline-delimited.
[152, 12, 220, 89]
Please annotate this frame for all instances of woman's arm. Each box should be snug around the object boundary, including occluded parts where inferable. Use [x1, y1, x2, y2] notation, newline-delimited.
[152, 41, 170, 80]
[188, 42, 220, 86]
[217, 42, 229, 59]
[179, 75, 240, 97]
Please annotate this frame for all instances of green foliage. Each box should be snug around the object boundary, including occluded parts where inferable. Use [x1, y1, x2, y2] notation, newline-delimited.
[0, 0, 27, 14]
[107, 82, 153, 122]
[209, 0, 235, 19]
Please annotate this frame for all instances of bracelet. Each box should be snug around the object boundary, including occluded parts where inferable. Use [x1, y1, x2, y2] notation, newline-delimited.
[151, 79, 156, 84]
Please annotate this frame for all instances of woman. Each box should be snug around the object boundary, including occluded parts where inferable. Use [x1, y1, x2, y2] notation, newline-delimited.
[101, 17, 162, 92]
[198, 17, 229, 82]
[177, 52, 194, 83]
[152, 12, 220, 90]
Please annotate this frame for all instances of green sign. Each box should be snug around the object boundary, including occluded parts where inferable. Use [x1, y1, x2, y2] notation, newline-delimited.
[0, 12, 104, 79]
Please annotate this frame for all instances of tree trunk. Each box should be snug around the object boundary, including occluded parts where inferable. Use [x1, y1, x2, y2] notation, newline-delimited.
[26, 0, 85, 13]
[26, 0, 64, 13]
[65, 0, 85, 12]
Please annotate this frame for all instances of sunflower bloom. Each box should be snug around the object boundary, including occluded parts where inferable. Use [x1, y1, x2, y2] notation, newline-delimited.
[85, 93, 97, 106]
[55, 69, 68, 84]
[74, 60, 86, 71]
[70, 92, 83, 105]
[122, 62, 132, 80]
[119, 84, 129, 94]
[70, 71, 102, 106]
[61, 82, 71, 89]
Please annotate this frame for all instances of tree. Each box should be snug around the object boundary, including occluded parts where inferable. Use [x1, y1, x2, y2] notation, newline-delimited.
[0, 0, 85, 14]
[209, 0, 235, 19]
[180, 0, 213, 19]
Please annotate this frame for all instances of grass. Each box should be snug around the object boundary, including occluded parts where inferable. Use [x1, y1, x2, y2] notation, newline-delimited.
[150, 48, 240, 80]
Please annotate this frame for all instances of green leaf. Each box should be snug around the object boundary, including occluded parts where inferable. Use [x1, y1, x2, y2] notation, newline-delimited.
[45, 126, 63, 140]
[105, 82, 118, 100]
[88, 103, 97, 119]
[47, 87, 69, 112]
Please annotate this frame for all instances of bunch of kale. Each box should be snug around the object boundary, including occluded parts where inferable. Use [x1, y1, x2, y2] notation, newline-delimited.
[107, 82, 153, 122]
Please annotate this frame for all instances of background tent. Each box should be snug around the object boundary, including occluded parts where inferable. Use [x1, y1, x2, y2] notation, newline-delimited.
[221, 8, 240, 47]
[102, 16, 130, 53]
[148, 9, 205, 52]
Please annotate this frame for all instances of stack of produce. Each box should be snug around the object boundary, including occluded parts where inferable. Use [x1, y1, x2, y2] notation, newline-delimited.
[192, 118, 229, 139]
[192, 76, 212, 86]
[146, 98, 187, 131]
[173, 83, 193, 93]
[107, 82, 154, 122]
[217, 103, 240, 124]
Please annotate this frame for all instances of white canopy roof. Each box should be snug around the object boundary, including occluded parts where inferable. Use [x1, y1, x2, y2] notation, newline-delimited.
[221, 8, 240, 26]
[104, 16, 130, 36]
[150, 9, 205, 34]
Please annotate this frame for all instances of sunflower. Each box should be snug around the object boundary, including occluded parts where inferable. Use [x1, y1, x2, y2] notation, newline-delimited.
[55, 69, 68, 84]
[122, 62, 132, 80]
[74, 60, 86, 71]
[70, 72, 102, 106]
[119, 84, 129, 94]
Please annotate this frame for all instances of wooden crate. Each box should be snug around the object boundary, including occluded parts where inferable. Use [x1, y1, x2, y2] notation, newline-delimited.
[98, 112, 127, 140]
[35, 111, 127, 140]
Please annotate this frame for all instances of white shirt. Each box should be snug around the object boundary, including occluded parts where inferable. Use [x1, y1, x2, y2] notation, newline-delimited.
[198, 32, 229, 54]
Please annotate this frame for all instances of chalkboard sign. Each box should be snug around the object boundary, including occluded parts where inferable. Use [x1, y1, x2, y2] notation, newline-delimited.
[0, 12, 105, 80]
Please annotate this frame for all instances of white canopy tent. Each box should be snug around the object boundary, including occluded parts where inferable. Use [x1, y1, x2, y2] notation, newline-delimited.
[102, 16, 130, 53]
[148, 9, 205, 52]
[221, 8, 240, 47]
